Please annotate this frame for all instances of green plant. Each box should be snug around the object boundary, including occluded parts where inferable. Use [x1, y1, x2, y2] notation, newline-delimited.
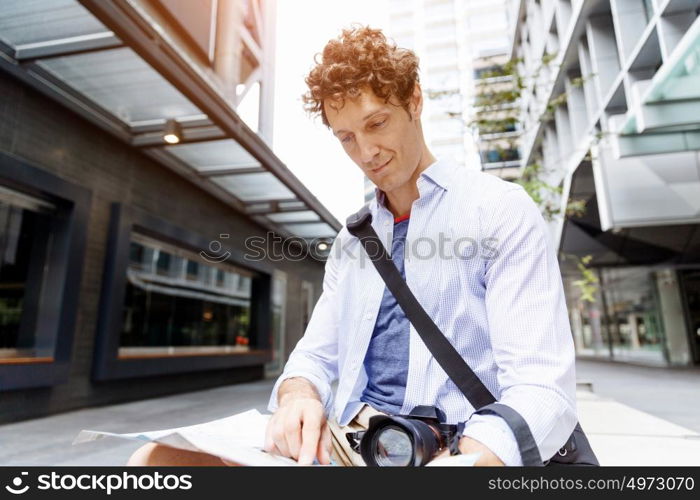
[565, 198, 587, 218]
[541, 51, 558, 66]
[540, 91, 569, 123]
[568, 254, 599, 303]
[514, 162, 562, 220]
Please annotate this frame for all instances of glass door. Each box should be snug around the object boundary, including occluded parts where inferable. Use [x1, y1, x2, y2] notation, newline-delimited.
[679, 269, 700, 364]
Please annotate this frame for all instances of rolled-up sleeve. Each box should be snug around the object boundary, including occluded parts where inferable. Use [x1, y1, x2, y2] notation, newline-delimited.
[462, 186, 577, 466]
[267, 234, 343, 416]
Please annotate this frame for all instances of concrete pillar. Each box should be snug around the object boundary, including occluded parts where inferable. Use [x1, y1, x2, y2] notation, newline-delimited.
[214, 0, 244, 104]
[571, 306, 585, 353]
[627, 313, 641, 349]
[654, 269, 692, 366]
[588, 303, 605, 355]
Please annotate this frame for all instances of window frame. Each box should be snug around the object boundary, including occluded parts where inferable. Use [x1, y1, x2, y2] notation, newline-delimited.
[93, 202, 272, 381]
[0, 151, 91, 391]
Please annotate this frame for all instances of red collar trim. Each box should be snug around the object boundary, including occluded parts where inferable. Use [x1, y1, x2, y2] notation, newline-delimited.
[394, 214, 410, 224]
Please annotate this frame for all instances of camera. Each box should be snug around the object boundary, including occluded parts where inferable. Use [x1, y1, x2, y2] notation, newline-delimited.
[345, 405, 461, 466]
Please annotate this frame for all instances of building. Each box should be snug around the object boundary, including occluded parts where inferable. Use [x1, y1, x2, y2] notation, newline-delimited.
[0, 0, 340, 423]
[472, 51, 523, 180]
[385, 0, 515, 173]
[363, 176, 375, 203]
[510, 0, 700, 366]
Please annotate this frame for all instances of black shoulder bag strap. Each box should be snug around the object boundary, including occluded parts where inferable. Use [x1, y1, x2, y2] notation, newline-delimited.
[346, 205, 544, 466]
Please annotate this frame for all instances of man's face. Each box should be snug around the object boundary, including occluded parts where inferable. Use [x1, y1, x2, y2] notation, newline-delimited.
[324, 85, 424, 196]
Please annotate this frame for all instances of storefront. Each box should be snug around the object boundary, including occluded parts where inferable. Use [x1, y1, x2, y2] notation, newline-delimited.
[0, 0, 340, 423]
[565, 265, 698, 367]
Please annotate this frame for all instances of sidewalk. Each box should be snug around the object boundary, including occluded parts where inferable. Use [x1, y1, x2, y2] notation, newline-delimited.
[1, 377, 699, 466]
[576, 386, 700, 466]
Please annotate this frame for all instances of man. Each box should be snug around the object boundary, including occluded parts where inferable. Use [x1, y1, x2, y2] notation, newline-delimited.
[264, 25, 577, 468]
[127, 26, 577, 467]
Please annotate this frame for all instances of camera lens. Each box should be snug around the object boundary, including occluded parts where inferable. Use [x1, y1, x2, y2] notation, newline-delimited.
[357, 413, 447, 466]
[374, 425, 413, 466]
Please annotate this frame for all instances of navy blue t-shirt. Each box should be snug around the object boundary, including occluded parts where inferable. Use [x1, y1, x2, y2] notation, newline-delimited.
[360, 216, 410, 415]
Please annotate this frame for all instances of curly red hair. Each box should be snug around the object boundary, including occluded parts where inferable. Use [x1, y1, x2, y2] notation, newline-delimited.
[302, 25, 420, 128]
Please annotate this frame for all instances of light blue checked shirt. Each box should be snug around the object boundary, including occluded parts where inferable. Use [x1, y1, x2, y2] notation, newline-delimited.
[269, 157, 577, 466]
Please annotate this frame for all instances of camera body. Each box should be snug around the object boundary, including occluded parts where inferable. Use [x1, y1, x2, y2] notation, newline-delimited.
[345, 405, 461, 466]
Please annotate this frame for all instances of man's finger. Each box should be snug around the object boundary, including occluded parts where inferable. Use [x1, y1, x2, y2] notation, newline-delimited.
[316, 421, 332, 465]
[298, 410, 323, 465]
[283, 418, 302, 460]
[271, 421, 291, 458]
[264, 443, 283, 458]
[264, 418, 276, 453]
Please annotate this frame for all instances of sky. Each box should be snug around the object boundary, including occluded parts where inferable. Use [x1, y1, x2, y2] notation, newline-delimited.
[271, 0, 389, 223]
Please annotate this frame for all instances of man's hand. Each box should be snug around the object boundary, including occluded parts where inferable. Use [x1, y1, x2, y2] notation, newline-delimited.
[264, 378, 331, 465]
[430, 436, 505, 466]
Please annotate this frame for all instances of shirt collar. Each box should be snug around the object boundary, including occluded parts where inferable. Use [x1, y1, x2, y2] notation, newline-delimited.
[373, 156, 456, 209]
[419, 155, 455, 191]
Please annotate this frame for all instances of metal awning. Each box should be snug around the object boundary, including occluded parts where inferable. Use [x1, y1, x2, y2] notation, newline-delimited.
[559, 162, 700, 267]
[0, 0, 340, 244]
[612, 16, 700, 157]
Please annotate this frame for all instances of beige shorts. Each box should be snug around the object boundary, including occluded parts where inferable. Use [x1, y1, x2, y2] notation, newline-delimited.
[327, 405, 386, 466]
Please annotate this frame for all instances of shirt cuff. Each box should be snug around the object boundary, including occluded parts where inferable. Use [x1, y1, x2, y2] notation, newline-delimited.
[267, 371, 333, 415]
[462, 413, 524, 466]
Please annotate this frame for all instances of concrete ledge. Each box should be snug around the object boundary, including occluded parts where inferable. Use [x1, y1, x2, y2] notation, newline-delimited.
[576, 380, 594, 392]
[577, 390, 700, 466]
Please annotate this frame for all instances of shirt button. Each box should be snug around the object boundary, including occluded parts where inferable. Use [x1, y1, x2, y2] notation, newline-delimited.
[384, 221, 390, 226]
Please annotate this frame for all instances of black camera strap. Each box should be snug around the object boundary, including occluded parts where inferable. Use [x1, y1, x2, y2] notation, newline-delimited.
[346, 205, 543, 466]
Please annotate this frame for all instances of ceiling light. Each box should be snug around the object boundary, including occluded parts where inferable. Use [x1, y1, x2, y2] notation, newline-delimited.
[163, 119, 182, 144]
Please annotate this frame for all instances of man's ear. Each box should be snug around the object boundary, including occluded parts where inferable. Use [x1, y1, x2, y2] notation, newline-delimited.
[410, 82, 423, 119]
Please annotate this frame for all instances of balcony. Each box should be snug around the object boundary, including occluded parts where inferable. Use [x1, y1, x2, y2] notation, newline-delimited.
[480, 147, 522, 169]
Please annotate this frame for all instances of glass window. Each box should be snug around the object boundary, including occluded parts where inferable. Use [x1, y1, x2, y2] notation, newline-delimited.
[300, 280, 314, 333]
[679, 269, 700, 362]
[602, 267, 665, 364]
[425, 43, 458, 67]
[474, 65, 509, 80]
[425, 0, 454, 23]
[120, 234, 254, 357]
[480, 148, 520, 164]
[565, 278, 612, 359]
[265, 270, 288, 377]
[212, 172, 295, 202]
[281, 222, 337, 239]
[643, 0, 654, 23]
[39, 47, 201, 124]
[0, 0, 107, 48]
[0, 187, 57, 361]
[215, 269, 225, 288]
[156, 251, 173, 277]
[425, 21, 455, 44]
[267, 211, 319, 224]
[565, 266, 666, 364]
[165, 139, 261, 172]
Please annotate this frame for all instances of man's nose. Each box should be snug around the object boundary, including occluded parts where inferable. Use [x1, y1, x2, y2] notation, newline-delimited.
[356, 134, 380, 165]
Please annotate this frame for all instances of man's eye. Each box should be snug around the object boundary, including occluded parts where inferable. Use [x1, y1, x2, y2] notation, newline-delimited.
[371, 120, 386, 128]
[341, 135, 353, 144]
